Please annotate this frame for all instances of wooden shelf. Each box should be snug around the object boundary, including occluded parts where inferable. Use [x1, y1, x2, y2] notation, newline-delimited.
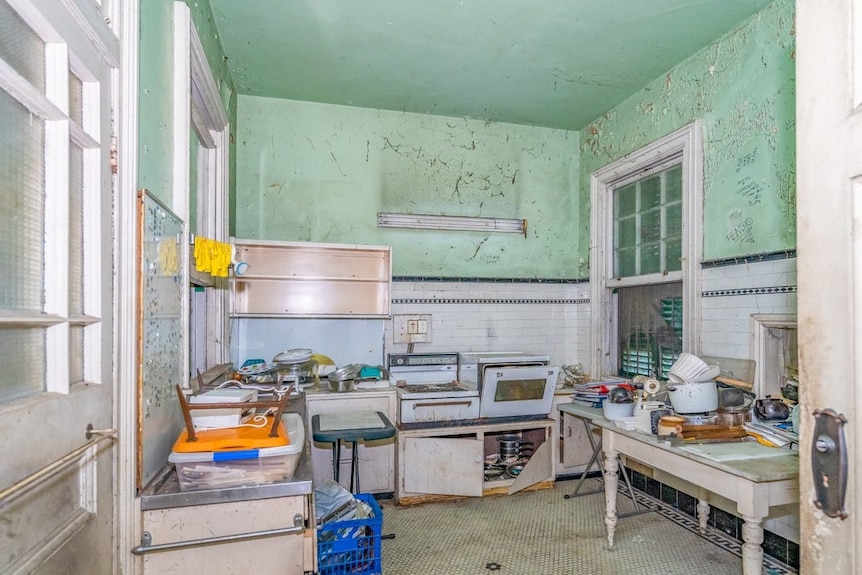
[230, 240, 391, 318]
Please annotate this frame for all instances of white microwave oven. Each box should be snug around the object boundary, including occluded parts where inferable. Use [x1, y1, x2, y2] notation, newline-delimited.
[458, 352, 560, 419]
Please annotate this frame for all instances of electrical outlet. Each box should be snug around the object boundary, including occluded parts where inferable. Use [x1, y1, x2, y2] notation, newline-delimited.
[393, 314, 432, 344]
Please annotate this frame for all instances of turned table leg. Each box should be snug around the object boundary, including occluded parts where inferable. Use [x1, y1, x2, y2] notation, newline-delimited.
[740, 514, 765, 575]
[603, 445, 620, 547]
[697, 487, 710, 535]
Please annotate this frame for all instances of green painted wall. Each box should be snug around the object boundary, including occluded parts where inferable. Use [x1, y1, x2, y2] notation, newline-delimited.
[235, 97, 581, 278]
[579, 0, 795, 263]
[138, 0, 236, 212]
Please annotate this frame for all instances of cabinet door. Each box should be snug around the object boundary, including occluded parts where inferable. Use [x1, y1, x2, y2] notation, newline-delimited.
[306, 392, 397, 493]
[562, 411, 600, 471]
[142, 496, 309, 575]
[509, 439, 552, 495]
[402, 437, 483, 496]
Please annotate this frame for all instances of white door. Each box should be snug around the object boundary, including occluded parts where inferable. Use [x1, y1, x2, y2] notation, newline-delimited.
[797, 0, 860, 572]
[0, 0, 119, 573]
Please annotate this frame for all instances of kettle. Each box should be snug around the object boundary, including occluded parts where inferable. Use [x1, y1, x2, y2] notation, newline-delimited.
[754, 396, 790, 421]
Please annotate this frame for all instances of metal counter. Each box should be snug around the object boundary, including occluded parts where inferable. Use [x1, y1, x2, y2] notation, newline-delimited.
[140, 394, 313, 511]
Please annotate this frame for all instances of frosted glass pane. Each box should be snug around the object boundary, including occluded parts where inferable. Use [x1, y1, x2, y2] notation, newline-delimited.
[0, 90, 45, 312]
[640, 175, 662, 210]
[70, 73, 84, 126]
[666, 165, 682, 202]
[615, 247, 636, 277]
[70, 143, 84, 316]
[666, 239, 682, 272]
[616, 216, 636, 249]
[641, 209, 661, 242]
[0, 328, 45, 402]
[614, 184, 637, 217]
[70, 325, 84, 385]
[666, 203, 682, 240]
[641, 242, 661, 274]
[0, 0, 45, 92]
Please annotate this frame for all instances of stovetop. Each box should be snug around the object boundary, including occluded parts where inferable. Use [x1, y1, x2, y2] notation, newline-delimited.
[396, 382, 478, 399]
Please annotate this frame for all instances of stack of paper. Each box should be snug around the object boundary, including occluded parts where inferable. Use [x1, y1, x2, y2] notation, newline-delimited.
[570, 378, 628, 408]
[743, 421, 798, 449]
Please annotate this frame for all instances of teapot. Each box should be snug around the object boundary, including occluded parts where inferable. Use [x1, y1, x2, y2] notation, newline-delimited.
[754, 396, 790, 421]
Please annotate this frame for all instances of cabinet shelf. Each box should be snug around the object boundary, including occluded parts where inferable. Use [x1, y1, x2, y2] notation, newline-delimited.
[231, 240, 391, 318]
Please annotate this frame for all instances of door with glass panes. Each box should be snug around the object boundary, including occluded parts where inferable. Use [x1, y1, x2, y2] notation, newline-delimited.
[0, 1, 118, 572]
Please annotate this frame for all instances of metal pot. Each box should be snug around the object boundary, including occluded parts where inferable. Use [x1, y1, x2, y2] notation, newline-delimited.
[327, 378, 355, 393]
[754, 397, 790, 421]
[716, 405, 751, 426]
[667, 380, 718, 414]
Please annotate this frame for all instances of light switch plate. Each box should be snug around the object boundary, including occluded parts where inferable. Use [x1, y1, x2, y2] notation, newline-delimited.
[393, 314, 432, 343]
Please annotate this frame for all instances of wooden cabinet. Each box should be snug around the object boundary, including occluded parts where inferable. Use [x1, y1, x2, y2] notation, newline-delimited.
[396, 419, 555, 506]
[551, 394, 598, 476]
[305, 388, 398, 493]
[230, 240, 391, 318]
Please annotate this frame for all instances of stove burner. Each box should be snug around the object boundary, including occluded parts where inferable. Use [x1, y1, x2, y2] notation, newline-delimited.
[401, 382, 468, 394]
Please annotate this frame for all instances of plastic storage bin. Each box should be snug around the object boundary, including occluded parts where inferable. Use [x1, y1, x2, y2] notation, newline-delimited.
[317, 493, 382, 575]
[168, 412, 304, 491]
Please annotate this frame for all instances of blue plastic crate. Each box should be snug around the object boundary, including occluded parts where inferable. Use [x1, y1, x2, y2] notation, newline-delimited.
[317, 493, 382, 575]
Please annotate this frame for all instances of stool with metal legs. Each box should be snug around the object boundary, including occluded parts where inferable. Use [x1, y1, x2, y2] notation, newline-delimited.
[311, 411, 396, 494]
[563, 412, 652, 518]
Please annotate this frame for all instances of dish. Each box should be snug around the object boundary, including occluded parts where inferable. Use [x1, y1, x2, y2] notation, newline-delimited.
[237, 361, 275, 375]
[273, 348, 313, 364]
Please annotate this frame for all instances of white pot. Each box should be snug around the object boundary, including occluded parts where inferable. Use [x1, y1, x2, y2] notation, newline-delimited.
[667, 380, 718, 413]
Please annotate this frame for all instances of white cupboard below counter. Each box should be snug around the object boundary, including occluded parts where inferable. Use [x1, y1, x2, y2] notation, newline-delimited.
[305, 387, 397, 493]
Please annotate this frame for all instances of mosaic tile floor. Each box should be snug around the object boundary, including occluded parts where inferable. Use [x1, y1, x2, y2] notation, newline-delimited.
[378, 481, 797, 575]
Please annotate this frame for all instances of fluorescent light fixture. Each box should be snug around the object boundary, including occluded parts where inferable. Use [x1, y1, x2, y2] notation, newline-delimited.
[377, 212, 527, 235]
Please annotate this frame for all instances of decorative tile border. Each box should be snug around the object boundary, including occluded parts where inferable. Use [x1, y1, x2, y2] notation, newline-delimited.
[617, 483, 798, 574]
[393, 297, 590, 305]
[702, 286, 797, 298]
[701, 249, 796, 268]
[393, 276, 587, 284]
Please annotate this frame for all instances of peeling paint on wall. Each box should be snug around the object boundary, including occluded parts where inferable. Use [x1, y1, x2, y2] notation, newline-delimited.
[235, 99, 580, 278]
[579, 0, 795, 262]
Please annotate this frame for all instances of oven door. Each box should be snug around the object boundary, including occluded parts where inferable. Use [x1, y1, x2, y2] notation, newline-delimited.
[478, 365, 560, 418]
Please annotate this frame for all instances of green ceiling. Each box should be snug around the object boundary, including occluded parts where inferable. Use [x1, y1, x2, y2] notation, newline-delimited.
[208, 0, 774, 131]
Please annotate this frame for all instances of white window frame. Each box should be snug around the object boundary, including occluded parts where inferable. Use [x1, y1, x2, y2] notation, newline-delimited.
[173, 2, 230, 382]
[589, 121, 703, 379]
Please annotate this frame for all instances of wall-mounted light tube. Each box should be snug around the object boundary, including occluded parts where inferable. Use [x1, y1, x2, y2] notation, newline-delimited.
[377, 212, 527, 235]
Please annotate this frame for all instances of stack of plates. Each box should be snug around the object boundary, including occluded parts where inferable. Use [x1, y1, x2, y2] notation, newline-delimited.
[274, 348, 313, 364]
[667, 352, 719, 383]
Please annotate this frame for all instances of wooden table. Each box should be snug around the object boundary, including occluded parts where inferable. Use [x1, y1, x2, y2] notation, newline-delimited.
[558, 403, 799, 575]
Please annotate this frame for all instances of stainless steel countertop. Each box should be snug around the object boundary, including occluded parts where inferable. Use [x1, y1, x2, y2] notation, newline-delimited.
[140, 395, 313, 511]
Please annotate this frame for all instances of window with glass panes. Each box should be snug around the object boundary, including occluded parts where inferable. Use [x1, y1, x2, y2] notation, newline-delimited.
[613, 164, 682, 278]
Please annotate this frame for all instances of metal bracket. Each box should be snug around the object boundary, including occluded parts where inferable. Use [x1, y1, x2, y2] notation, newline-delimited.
[811, 408, 849, 519]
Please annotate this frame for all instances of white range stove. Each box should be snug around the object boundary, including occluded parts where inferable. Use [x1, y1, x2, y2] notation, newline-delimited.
[388, 352, 480, 424]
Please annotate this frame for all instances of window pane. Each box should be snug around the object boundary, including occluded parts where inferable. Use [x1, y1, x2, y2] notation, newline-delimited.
[640, 242, 661, 274]
[666, 165, 682, 203]
[617, 283, 683, 378]
[70, 325, 84, 385]
[641, 209, 661, 242]
[666, 203, 682, 240]
[70, 72, 84, 126]
[70, 143, 84, 316]
[0, 328, 45, 402]
[615, 247, 637, 277]
[0, 90, 45, 312]
[0, 0, 46, 92]
[614, 183, 637, 217]
[640, 175, 662, 210]
[666, 239, 682, 272]
[616, 216, 636, 249]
